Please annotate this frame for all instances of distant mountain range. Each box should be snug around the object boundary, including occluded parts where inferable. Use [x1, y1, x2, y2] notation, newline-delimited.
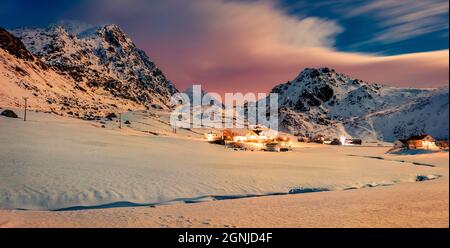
[1, 23, 448, 141]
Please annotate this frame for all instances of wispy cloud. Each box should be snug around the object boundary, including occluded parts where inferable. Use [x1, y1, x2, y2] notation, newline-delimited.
[344, 0, 449, 43]
[64, 0, 448, 94]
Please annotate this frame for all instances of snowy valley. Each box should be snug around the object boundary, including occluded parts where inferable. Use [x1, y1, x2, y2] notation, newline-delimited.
[0, 22, 448, 222]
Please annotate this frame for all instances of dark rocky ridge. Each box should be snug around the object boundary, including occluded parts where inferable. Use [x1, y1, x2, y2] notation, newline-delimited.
[0, 27, 34, 61]
[0, 27, 47, 70]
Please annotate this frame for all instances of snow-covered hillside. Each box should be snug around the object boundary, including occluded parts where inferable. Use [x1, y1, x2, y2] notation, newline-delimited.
[10, 22, 177, 109]
[1, 27, 146, 119]
[270, 68, 449, 141]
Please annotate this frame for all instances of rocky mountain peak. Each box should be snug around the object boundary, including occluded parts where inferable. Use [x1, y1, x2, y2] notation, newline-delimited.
[293, 67, 367, 89]
[271, 67, 383, 112]
[53, 20, 95, 36]
[296, 67, 336, 80]
[47, 25, 70, 36]
[97, 24, 134, 49]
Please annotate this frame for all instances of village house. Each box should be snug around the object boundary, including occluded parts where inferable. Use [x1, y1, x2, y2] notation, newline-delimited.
[405, 135, 438, 150]
[276, 136, 293, 150]
[222, 130, 234, 141]
[205, 127, 291, 152]
[205, 132, 221, 142]
[232, 129, 273, 143]
[344, 138, 362, 145]
[233, 135, 247, 143]
[245, 130, 262, 142]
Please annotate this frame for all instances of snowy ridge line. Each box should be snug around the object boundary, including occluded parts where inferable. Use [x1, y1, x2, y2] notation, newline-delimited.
[353, 94, 435, 121]
[42, 174, 441, 212]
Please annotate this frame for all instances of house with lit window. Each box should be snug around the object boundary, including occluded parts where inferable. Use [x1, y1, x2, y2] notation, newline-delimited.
[406, 135, 438, 150]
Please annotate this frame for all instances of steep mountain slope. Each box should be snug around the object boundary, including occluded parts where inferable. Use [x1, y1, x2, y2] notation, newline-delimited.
[11, 22, 177, 109]
[270, 68, 448, 141]
[0, 27, 39, 63]
[359, 87, 449, 141]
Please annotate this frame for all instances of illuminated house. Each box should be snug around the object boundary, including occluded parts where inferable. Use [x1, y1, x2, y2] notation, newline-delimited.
[406, 135, 438, 150]
[341, 138, 362, 146]
[231, 130, 270, 143]
[233, 135, 247, 143]
[245, 131, 262, 142]
[275, 136, 293, 149]
[205, 132, 221, 142]
[222, 130, 234, 141]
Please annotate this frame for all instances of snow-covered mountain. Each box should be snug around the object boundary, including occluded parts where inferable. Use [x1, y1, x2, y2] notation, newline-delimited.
[10, 22, 177, 109]
[1, 23, 179, 119]
[270, 68, 448, 141]
[1, 27, 145, 119]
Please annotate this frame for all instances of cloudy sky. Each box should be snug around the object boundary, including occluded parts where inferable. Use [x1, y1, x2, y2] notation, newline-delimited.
[1, 0, 448, 94]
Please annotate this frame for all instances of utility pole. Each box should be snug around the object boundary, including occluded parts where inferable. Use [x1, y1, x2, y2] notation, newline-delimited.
[119, 113, 122, 129]
[23, 97, 29, 122]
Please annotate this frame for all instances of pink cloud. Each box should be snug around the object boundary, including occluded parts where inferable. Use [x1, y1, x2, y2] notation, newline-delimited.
[70, 0, 449, 95]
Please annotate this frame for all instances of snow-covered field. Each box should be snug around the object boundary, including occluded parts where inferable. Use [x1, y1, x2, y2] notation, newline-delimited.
[0, 110, 448, 211]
